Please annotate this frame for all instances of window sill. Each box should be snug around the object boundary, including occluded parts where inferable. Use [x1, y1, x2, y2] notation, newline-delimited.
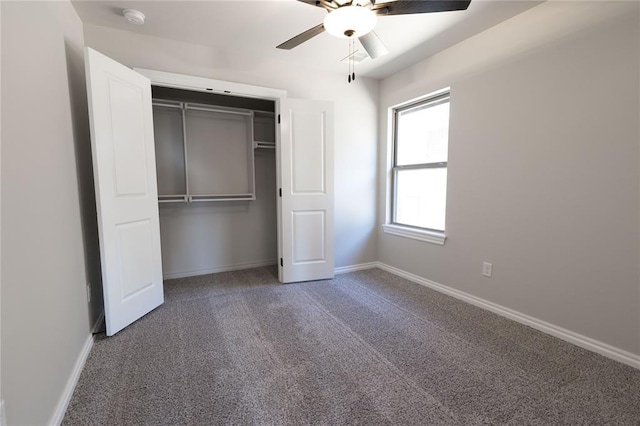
[382, 224, 446, 246]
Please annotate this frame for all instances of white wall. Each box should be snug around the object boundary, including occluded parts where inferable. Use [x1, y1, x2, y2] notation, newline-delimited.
[83, 24, 380, 272]
[378, 1, 640, 355]
[1, 1, 98, 424]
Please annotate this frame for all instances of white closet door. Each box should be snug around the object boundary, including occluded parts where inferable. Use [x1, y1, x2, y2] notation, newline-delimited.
[280, 98, 334, 283]
[85, 47, 164, 336]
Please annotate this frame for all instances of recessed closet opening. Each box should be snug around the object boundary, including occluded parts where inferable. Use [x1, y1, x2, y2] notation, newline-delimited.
[150, 85, 278, 279]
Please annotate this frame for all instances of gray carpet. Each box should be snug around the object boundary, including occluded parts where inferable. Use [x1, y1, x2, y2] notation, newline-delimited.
[63, 267, 640, 425]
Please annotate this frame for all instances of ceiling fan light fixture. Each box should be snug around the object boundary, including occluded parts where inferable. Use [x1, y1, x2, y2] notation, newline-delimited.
[323, 6, 377, 39]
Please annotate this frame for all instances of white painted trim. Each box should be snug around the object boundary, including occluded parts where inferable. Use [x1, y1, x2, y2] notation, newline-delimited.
[163, 260, 278, 280]
[334, 262, 378, 275]
[91, 311, 105, 334]
[382, 224, 446, 245]
[133, 68, 287, 102]
[376, 262, 640, 370]
[48, 334, 94, 426]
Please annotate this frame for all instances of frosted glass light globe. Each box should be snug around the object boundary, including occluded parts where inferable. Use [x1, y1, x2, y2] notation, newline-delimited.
[323, 6, 377, 38]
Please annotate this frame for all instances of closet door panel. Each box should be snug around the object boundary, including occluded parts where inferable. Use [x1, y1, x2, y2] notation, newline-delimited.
[85, 47, 164, 336]
[280, 98, 334, 283]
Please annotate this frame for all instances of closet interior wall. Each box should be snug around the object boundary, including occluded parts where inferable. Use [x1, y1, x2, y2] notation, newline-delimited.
[151, 86, 278, 279]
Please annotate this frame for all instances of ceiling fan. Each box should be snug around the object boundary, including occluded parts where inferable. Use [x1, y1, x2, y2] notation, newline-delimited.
[277, 0, 472, 60]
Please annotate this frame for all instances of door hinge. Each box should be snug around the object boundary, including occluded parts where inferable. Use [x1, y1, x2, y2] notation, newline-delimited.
[278, 114, 281, 124]
[280, 258, 283, 267]
[279, 188, 282, 197]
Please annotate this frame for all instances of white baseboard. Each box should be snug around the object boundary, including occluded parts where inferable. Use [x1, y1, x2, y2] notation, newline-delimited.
[48, 334, 94, 426]
[376, 262, 640, 370]
[334, 262, 378, 275]
[163, 259, 277, 280]
[165, 260, 378, 280]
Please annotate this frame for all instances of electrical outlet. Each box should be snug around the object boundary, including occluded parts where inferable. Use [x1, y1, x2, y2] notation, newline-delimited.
[86, 283, 91, 303]
[482, 262, 493, 277]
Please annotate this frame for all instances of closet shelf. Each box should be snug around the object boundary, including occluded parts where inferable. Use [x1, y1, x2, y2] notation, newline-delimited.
[254, 110, 275, 117]
[158, 194, 189, 203]
[190, 194, 255, 202]
[158, 194, 255, 203]
[186, 103, 253, 116]
[153, 92, 275, 204]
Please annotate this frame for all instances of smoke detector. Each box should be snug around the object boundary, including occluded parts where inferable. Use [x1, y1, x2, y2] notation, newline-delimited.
[122, 9, 145, 25]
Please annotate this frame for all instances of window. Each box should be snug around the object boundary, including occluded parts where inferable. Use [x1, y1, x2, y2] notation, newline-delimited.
[385, 91, 450, 244]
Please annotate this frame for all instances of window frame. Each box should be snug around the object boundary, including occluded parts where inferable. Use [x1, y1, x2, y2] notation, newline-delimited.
[385, 91, 450, 245]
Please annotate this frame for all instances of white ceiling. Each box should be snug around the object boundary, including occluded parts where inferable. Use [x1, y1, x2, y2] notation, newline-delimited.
[72, 0, 542, 80]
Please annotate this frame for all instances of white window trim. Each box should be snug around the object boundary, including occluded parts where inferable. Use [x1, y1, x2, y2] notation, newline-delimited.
[382, 223, 446, 245]
[384, 88, 450, 246]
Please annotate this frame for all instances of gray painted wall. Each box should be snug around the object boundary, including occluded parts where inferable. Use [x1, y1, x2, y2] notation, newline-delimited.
[83, 24, 380, 271]
[158, 151, 278, 277]
[1, 1, 100, 424]
[378, 1, 640, 355]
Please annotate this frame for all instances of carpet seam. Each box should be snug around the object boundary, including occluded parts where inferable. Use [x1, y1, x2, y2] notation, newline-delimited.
[295, 286, 461, 423]
[301, 280, 542, 424]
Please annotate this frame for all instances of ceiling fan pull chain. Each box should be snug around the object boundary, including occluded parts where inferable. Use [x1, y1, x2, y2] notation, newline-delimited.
[352, 38, 356, 82]
[347, 38, 355, 83]
[347, 39, 351, 83]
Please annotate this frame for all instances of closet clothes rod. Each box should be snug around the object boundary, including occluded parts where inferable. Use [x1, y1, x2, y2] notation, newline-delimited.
[158, 199, 188, 204]
[152, 101, 182, 109]
[158, 195, 255, 203]
[190, 194, 255, 202]
[158, 195, 189, 203]
[254, 141, 276, 149]
[185, 104, 253, 116]
[152, 100, 264, 117]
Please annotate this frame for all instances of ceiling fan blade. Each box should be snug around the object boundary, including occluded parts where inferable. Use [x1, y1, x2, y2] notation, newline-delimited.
[297, 0, 337, 10]
[373, 0, 471, 16]
[358, 31, 388, 59]
[277, 23, 326, 50]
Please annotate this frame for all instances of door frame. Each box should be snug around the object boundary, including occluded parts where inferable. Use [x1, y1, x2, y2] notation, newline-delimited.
[133, 69, 288, 281]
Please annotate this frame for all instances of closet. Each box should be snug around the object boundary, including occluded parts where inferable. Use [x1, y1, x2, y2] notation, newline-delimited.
[85, 47, 334, 335]
[150, 86, 278, 279]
